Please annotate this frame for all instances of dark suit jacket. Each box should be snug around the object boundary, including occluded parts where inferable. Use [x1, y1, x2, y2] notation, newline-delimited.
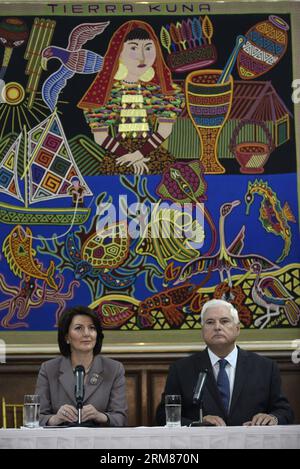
[156, 348, 294, 426]
[35, 355, 128, 427]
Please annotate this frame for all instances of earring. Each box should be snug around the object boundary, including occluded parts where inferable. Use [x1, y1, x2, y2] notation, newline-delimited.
[114, 62, 129, 81]
[139, 66, 155, 83]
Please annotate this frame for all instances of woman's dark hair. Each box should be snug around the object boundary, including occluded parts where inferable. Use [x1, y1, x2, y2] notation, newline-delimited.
[57, 305, 104, 357]
[124, 28, 151, 42]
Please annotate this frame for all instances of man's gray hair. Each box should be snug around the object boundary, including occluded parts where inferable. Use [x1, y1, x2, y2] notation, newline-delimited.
[201, 299, 240, 325]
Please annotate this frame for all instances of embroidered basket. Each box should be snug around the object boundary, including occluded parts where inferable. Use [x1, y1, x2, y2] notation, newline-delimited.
[229, 120, 274, 174]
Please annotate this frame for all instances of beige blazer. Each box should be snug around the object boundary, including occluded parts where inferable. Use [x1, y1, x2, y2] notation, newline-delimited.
[35, 355, 128, 427]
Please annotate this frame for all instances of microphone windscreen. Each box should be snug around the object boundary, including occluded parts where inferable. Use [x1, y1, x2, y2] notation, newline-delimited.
[74, 365, 85, 405]
[75, 365, 85, 375]
[193, 370, 208, 404]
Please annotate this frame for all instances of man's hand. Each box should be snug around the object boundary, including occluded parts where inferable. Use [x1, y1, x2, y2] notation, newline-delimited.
[203, 415, 227, 426]
[243, 413, 278, 426]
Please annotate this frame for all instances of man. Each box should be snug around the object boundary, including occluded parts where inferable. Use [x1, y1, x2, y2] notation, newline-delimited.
[156, 299, 294, 426]
[67, 177, 87, 207]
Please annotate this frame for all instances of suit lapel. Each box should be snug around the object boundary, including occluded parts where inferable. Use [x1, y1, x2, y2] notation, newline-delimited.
[83, 355, 104, 403]
[58, 356, 105, 405]
[59, 357, 76, 405]
[229, 348, 248, 415]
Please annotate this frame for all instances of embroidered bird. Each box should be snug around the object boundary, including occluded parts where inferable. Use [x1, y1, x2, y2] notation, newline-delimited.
[250, 262, 300, 329]
[41, 21, 110, 111]
[174, 200, 279, 286]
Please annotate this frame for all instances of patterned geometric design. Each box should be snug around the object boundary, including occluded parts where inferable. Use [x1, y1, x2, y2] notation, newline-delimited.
[36, 186, 57, 198]
[3, 153, 14, 171]
[31, 165, 46, 185]
[194, 116, 227, 126]
[0, 169, 13, 189]
[31, 128, 44, 144]
[58, 180, 68, 192]
[237, 16, 289, 80]
[43, 133, 62, 153]
[58, 144, 69, 158]
[27, 111, 93, 204]
[0, 206, 90, 225]
[31, 184, 38, 196]
[8, 181, 17, 197]
[41, 173, 62, 194]
[50, 156, 71, 178]
[188, 94, 230, 106]
[49, 120, 60, 137]
[66, 166, 78, 180]
[30, 127, 47, 156]
[34, 149, 53, 168]
[0, 134, 24, 202]
[82, 222, 130, 270]
[191, 105, 229, 117]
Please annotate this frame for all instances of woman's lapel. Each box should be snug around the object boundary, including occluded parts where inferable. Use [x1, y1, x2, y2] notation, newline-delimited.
[84, 355, 104, 403]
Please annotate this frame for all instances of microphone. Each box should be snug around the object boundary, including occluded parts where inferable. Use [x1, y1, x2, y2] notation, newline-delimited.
[190, 370, 214, 426]
[74, 365, 85, 424]
[193, 370, 208, 404]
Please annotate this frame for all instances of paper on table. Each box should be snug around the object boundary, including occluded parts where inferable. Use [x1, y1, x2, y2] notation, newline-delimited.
[20, 426, 43, 430]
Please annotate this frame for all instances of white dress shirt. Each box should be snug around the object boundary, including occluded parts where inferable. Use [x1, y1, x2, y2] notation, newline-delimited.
[207, 346, 238, 409]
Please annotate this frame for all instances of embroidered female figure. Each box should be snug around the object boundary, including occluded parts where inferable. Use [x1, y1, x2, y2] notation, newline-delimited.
[78, 20, 184, 175]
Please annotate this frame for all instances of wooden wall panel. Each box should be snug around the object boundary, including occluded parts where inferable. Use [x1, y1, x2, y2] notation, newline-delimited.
[148, 372, 168, 425]
[0, 352, 299, 427]
[125, 371, 142, 427]
[0, 363, 38, 428]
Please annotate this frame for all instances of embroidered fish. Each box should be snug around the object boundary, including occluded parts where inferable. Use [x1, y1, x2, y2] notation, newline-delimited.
[135, 205, 204, 269]
[2, 225, 58, 290]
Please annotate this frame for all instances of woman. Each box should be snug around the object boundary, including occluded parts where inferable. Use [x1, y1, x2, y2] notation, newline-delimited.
[78, 20, 184, 175]
[35, 305, 128, 426]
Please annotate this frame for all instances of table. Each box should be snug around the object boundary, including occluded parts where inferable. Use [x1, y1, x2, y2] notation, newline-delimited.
[0, 426, 300, 449]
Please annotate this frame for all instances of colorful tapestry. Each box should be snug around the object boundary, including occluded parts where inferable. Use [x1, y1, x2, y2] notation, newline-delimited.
[0, 1, 299, 337]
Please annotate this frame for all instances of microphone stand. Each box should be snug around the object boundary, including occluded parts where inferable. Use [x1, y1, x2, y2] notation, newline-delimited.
[199, 401, 204, 425]
[74, 365, 85, 427]
[189, 370, 214, 427]
[77, 400, 83, 425]
[189, 400, 215, 427]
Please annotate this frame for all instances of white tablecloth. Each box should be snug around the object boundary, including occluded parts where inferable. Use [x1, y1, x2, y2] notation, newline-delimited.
[0, 426, 299, 449]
